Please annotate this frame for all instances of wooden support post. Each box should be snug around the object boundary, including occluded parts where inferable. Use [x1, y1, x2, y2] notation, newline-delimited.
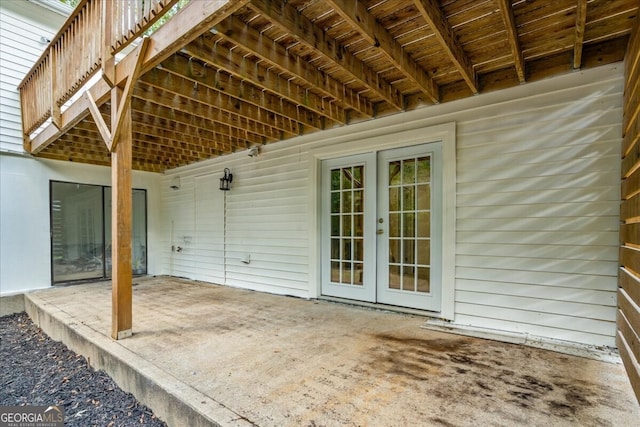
[111, 87, 133, 340]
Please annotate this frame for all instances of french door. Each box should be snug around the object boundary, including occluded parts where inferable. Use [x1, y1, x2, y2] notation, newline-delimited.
[321, 143, 442, 312]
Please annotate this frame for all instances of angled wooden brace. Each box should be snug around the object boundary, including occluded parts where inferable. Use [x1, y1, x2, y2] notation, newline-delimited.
[84, 37, 150, 152]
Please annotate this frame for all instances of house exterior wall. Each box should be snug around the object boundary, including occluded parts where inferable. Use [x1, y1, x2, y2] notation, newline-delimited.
[161, 63, 623, 348]
[0, 1, 163, 295]
[0, 0, 70, 153]
[0, 155, 163, 295]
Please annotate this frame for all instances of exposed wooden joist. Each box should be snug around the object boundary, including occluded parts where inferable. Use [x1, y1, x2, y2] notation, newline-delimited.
[72, 118, 231, 155]
[325, 0, 439, 103]
[214, 16, 374, 118]
[414, 0, 478, 94]
[134, 82, 284, 141]
[130, 97, 269, 146]
[249, 0, 404, 111]
[496, 0, 526, 83]
[141, 68, 302, 136]
[159, 54, 327, 130]
[182, 36, 347, 124]
[29, 0, 251, 154]
[574, 0, 588, 70]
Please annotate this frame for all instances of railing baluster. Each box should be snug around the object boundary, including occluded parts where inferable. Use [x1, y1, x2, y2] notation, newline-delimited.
[18, 0, 181, 139]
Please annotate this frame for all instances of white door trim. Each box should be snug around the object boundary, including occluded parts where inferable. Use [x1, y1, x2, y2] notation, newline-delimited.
[309, 122, 456, 319]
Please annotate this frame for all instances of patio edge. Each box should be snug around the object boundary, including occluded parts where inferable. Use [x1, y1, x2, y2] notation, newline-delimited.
[24, 292, 255, 427]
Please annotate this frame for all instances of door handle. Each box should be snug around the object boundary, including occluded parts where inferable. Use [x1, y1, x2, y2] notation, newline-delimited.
[377, 229, 384, 235]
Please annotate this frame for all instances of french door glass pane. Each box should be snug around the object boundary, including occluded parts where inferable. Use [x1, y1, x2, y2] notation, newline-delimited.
[387, 156, 432, 294]
[329, 166, 365, 286]
[51, 183, 104, 283]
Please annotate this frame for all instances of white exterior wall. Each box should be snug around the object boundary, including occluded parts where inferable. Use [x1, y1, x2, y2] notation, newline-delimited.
[0, 0, 70, 152]
[0, 1, 163, 295]
[0, 155, 163, 295]
[161, 64, 622, 348]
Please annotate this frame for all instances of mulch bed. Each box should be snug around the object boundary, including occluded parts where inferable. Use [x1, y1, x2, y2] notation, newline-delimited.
[0, 312, 167, 427]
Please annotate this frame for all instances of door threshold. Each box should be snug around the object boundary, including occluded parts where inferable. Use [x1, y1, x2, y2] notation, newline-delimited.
[319, 295, 440, 318]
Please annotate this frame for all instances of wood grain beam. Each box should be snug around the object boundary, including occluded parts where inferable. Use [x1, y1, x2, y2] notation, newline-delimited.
[160, 54, 327, 130]
[214, 16, 374, 118]
[111, 87, 133, 340]
[414, 0, 478, 94]
[249, 0, 403, 111]
[139, 69, 300, 136]
[29, 0, 250, 154]
[111, 38, 151, 150]
[574, 0, 588, 69]
[134, 82, 284, 141]
[85, 91, 112, 146]
[496, 0, 526, 83]
[182, 37, 347, 124]
[130, 97, 269, 146]
[73, 119, 232, 155]
[325, 0, 439, 103]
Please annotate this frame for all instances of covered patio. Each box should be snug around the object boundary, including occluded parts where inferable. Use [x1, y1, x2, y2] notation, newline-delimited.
[25, 276, 639, 426]
[12, 0, 640, 416]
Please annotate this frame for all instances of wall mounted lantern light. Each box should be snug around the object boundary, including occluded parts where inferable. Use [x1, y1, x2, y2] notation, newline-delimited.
[219, 168, 233, 191]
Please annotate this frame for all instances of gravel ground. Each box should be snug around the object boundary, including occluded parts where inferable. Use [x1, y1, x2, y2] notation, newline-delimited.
[0, 312, 167, 427]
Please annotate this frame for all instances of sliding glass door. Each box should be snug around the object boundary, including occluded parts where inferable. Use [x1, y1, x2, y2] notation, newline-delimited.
[50, 181, 147, 284]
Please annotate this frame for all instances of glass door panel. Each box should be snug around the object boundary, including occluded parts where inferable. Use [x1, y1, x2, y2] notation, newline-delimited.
[321, 142, 442, 311]
[104, 189, 147, 278]
[377, 144, 442, 311]
[50, 182, 105, 283]
[50, 182, 147, 284]
[321, 154, 376, 302]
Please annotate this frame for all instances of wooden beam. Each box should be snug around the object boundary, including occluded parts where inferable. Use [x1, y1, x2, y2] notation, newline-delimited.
[156, 57, 324, 131]
[214, 16, 374, 118]
[134, 81, 287, 140]
[573, 0, 588, 70]
[249, 0, 403, 111]
[84, 91, 112, 149]
[130, 97, 268, 146]
[181, 38, 347, 124]
[325, 0, 439, 103]
[29, 0, 250, 154]
[111, 87, 133, 340]
[414, 0, 478, 94]
[496, 0, 526, 83]
[111, 38, 150, 150]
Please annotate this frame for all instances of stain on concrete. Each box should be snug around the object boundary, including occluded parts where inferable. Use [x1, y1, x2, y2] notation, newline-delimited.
[29, 278, 640, 427]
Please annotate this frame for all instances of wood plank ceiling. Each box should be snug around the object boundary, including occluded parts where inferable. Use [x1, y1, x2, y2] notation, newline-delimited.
[36, 0, 639, 172]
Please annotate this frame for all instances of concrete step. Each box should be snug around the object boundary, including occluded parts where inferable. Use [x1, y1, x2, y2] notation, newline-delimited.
[24, 292, 253, 427]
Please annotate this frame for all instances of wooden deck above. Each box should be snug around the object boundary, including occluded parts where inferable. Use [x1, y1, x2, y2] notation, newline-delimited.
[19, 0, 639, 172]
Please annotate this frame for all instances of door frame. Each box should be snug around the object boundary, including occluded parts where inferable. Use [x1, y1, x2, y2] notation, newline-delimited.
[308, 122, 456, 320]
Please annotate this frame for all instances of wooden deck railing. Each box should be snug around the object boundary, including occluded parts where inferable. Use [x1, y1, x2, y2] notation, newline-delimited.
[18, 0, 180, 138]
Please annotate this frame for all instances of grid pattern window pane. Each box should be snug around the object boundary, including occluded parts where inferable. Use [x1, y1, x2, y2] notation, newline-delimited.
[388, 156, 431, 294]
[329, 165, 364, 286]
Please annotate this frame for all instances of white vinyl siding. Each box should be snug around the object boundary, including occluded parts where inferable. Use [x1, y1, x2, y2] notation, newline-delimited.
[0, 1, 67, 152]
[160, 64, 622, 347]
[454, 75, 621, 347]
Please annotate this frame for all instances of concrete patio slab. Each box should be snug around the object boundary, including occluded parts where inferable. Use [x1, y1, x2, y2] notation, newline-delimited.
[24, 276, 639, 426]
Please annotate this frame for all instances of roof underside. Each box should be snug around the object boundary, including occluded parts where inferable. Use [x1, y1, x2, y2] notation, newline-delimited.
[34, 0, 639, 172]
